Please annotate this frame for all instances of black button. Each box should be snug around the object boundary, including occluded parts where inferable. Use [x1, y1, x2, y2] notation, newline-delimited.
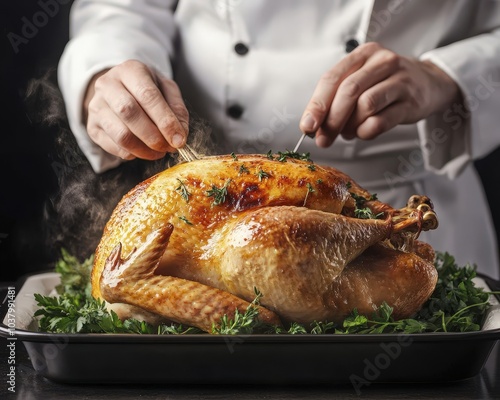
[227, 104, 244, 119]
[345, 39, 359, 53]
[234, 42, 249, 55]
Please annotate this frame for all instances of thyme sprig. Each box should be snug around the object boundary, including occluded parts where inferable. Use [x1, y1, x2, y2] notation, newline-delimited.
[175, 178, 191, 202]
[178, 216, 193, 225]
[256, 169, 270, 181]
[239, 164, 250, 174]
[303, 182, 315, 206]
[212, 288, 264, 335]
[206, 179, 231, 206]
[276, 150, 311, 162]
[264, 149, 312, 162]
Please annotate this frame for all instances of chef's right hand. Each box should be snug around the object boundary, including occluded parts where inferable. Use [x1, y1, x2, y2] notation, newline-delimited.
[83, 60, 188, 160]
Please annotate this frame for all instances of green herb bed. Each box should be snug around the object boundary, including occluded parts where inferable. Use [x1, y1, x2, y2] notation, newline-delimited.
[34, 249, 495, 335]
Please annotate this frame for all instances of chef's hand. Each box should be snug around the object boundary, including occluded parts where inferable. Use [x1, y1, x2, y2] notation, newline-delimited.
[83, 60, 188, 160]
[300, 42, 461, 147]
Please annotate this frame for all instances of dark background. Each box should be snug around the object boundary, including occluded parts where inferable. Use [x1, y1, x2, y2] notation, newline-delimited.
[1, 1, 499, 282]
[1, 1, 73, 281]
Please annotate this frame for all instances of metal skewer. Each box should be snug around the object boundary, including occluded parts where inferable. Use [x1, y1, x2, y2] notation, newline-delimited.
[293, 133, 307, 153]
[177, 144, 201, 162]
[293, 130, 317, 153]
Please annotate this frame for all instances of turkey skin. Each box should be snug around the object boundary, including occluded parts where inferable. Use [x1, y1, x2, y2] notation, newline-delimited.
[92, 154, 438, 332]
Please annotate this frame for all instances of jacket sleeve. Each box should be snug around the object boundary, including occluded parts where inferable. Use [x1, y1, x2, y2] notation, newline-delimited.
[417, 27, 500, 180]
[58, 0, 178, 173]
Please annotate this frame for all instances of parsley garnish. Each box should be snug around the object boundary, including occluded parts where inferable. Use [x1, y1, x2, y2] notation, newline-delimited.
[307, 164, 316, 171]
[34, 293, 202, 334]
[266, 150, 275, 160]
[34, 250, 496, 335]
[206, 179, 231, 206]
[54, 248, 93, 298]
[175, 178, 191, 202]
[230, 152, 238, 161]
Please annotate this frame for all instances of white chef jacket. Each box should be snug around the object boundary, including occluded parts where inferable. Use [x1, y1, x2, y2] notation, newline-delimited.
[58, 0, 500, 278]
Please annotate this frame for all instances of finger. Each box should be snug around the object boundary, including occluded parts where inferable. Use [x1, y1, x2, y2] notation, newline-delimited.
[341, 76, 403, 139]
[322, 49, 400, 139]
[157, 77, 189, 146]
[315, 125, 339, 148]
[356, 101, 408, 140]
[300, 44, 377, 135]
[95, 69, 173, 153]
[94, 107, 167, 160]
[97, 73, 173, 153]
[120, 65, 187, 149]
[88, 127, 135, 160]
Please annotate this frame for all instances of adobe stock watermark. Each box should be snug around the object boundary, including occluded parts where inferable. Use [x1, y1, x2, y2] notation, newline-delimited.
[368, 0, 413, 39]
[4, 287, 70, 390]
[5, 287, 17, 393]
[350, 334, 413, 395]
[384, 72, 500, 188]
[236, 107, 296, 154]
[7, 0, 72, 54]
[223, 334, 248, 355]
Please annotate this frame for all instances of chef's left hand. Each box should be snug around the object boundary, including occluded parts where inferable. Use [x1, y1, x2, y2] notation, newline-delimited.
[300, 42, 461, 147]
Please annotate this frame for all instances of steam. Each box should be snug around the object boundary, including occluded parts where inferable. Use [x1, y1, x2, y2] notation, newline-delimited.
[26, 70, 215, 262]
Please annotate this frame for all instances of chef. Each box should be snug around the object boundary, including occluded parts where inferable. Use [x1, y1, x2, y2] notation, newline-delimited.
[58, 0, 500, 279]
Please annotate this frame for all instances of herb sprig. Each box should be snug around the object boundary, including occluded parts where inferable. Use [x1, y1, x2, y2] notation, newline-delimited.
[206, 179, 231, 206]
[212, 288, 264, 335]
[265, 150, 312, 162]
[276, 150, 311, 162]
[350, 192, 382, 219]
[239, 164, 250, 174]
[175, 178, 191, 202]
[303, 182, 316, 206]
[178, 216, 193, 225]
[256, 169, 270, 181]
[34, 293, 202, 334]
[53, 248, 93, 298]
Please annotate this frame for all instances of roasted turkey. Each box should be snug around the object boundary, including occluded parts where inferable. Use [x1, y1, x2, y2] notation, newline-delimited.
[92, 153, 439, 332]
